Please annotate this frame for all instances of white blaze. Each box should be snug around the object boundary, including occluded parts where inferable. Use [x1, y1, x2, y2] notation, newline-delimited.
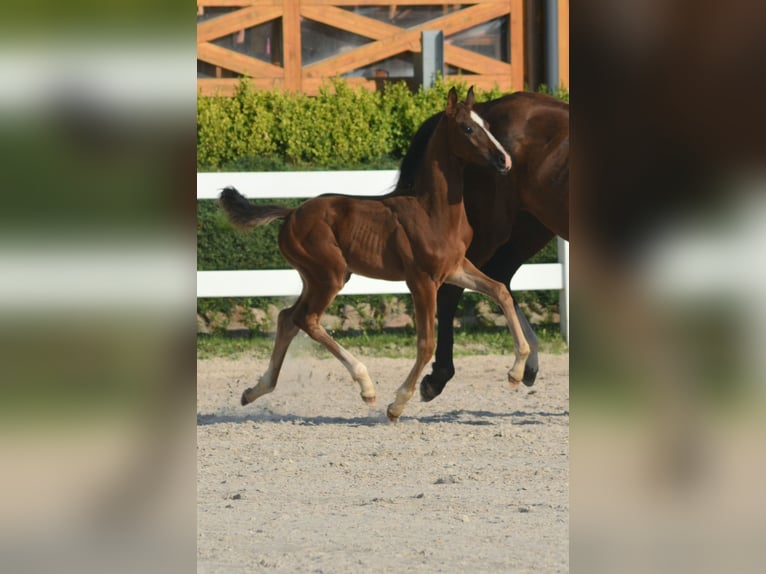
[470, 110, 511, 164]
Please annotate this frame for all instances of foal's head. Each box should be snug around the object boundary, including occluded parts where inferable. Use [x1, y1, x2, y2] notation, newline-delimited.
[445, 87, 511, 174]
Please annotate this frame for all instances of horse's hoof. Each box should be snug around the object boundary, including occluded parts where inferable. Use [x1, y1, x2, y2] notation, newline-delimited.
[241, 390, 251, 406]
[362, 394, 377, 407]
[419, 377, 440, 403]
[419, 368, 452, 402]
[386, 404, 400, 422]
[508, 375, 522, 389]
[522, 364, 538, 387]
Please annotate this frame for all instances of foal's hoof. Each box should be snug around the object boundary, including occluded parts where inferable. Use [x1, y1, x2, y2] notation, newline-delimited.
[362, 394, 377, 407]
[241, 390, 251, 406]
[386, 404, 401, 423]
[507, 374, 522, 389]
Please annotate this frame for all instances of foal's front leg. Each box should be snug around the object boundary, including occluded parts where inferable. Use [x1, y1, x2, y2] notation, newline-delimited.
[446, 259, 530, 385]
[387, 278, 437, 421]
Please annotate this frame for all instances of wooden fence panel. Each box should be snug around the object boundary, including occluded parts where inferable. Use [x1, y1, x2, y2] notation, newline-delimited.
[197, 0, 527, 95]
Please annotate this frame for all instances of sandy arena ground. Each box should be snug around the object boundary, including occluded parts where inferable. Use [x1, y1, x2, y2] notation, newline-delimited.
[198, 350, 569, 573]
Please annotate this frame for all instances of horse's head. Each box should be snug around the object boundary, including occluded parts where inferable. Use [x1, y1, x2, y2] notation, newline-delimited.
[445, 86, 511, 174]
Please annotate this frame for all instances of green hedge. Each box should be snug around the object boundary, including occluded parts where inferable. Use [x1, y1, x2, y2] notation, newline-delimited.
[197, 77, 567, 321]
[197, 77, 527, 171]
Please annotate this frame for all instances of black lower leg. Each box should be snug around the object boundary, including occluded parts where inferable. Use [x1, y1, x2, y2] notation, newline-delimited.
[420, 285, 462, 401]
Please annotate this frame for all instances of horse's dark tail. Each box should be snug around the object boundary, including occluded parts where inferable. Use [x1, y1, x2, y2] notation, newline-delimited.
[219, 186, 292, 230]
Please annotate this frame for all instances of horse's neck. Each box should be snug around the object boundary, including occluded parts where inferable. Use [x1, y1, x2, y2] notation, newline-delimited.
[416, 125, 466, 215]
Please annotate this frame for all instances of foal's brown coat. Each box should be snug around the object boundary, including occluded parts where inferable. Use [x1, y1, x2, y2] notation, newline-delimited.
[220, 88, 529, 421]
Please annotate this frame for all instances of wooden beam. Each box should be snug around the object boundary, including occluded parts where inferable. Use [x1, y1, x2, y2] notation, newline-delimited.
[304, 3, 510, 78]
[197, 78, 285, 96]
[198, 1, 281, 7]
[282, 0, 302, 91]
[197, 6, 283, 43]
[197, 76, 376, 96]
[444, 44, 512, 75]
[198, 42, 284, 78]
[301, 77, 377, 95]
[301, 0, 503, 5]
[300, 5, 399, 40]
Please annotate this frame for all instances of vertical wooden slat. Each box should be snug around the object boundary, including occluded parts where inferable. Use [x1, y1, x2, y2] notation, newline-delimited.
[510, 0, 524, 91]
[558, 0, 569, 89]
[283, 0, 302, 91]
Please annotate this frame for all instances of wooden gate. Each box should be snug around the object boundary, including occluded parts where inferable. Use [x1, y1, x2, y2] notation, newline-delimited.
[197, 1, 525, 95]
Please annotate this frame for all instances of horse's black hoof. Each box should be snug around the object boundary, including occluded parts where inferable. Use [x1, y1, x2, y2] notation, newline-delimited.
[419, 365, 454, 402]
[522, 364, 538, 387]
[420, 375, 442, 402]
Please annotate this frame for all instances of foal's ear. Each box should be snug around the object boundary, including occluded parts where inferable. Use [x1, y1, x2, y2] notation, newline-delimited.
[465, 86, 475, 110]
[446, 87, 458, 116]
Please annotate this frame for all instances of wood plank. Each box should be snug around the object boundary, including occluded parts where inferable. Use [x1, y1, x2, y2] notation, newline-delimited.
[304, 29, 419, 78]
[198, 43, 284, 78]
[199, 0, 504, 5]
[301, 0, 504, 5]
[198, 1, 280, 7]
[198, 73, 514, 96]
[197, 76, 375, 96]
[300, 5, 400, 40]
[282, 0, 302, 91]
[197, 78, 286, 96]
[197, 6, 283, 43]
[304, 3, 510, 78]
[301, 76, 377, 94]
[510, 0, 524, 90]
[444, 44, 512, 75]
[302, 5, 512, 75]
[558, 0, 569, 89]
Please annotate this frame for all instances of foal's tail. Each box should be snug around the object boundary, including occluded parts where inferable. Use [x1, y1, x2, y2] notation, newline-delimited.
[219, 186, 292, 229]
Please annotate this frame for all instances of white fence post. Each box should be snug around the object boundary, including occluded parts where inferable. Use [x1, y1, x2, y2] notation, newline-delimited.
[557, 237, 569, 344]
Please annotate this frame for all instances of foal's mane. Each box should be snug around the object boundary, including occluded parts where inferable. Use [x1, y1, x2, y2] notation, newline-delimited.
[392, 112, 443, 196]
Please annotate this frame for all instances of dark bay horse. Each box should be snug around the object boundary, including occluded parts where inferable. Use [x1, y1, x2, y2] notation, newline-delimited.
[390, 92, 569, 402]
[220, 88, 529, 421]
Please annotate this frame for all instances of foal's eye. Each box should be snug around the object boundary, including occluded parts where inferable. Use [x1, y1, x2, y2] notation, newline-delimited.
[463, 125, 473, 134]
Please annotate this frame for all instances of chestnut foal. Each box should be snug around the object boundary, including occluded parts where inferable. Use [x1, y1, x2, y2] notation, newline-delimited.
[220, 87, 530, 421]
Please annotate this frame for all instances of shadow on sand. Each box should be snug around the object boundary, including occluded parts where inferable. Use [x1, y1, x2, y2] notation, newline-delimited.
[197, 408, 568, 428]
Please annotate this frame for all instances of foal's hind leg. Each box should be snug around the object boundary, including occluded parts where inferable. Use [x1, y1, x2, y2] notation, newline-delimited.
[387, 278, 437, 421]
[446, 259, 530, 385]
[242, 305, 300, 405]
[293, 280, 377, 406]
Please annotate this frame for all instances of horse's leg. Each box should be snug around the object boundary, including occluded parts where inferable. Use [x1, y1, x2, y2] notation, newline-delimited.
[241, 303, 301, 405]
[480, 215, 555, 386]
[387, 278, 437, 421]
[446, 259, 530, 385]
[419, 284, 464, 401]
[293, 280, 377, 406]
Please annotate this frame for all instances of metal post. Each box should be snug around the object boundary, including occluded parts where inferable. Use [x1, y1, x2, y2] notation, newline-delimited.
[419, 30, 444, 90]
[557, 237, 569, 344]
[544, 0, 559, 92]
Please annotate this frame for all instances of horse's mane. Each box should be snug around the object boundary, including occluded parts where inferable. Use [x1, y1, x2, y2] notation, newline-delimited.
[392, 112, 444, 196]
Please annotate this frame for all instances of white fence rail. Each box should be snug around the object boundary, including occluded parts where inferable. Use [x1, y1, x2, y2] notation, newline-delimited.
[197, 171, 569, 341]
